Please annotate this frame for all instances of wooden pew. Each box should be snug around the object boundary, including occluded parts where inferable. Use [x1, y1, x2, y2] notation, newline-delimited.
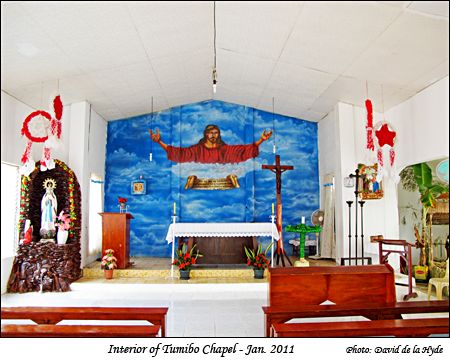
[1, 324, 160, 338]
[264, 264, 449, 337]
[263, 300, 449, 336]
[272, 318, 449, 337]
[1, 306, 168, 337]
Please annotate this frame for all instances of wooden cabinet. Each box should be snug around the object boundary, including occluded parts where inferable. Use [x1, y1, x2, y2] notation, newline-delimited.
[99, 213, 133, 269]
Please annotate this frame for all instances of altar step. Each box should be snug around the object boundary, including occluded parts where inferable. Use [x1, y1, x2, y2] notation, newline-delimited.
[82, 267, 267, 280]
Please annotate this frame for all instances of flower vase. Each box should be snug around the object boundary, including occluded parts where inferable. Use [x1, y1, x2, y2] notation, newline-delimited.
[179, 270, 190, 280]
[119, 203, 126, 213]
[253, 269, 265, 279]
[104, 269, 114, 280]
[57, 229, 68, 245]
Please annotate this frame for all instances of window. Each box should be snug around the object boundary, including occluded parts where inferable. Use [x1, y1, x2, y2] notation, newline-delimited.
[1, 162, 20, 257]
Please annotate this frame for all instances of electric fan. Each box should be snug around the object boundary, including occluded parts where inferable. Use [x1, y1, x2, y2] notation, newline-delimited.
[309, 209, 324, 259]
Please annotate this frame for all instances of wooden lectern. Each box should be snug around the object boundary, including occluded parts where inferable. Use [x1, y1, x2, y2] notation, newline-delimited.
[99, 213, 134, 269]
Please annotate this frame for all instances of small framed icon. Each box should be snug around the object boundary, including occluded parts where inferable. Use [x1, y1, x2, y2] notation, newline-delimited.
[131, 179, 146, 195]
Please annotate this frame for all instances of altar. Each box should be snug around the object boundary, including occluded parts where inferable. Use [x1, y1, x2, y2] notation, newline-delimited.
[166, 223, 279, 265]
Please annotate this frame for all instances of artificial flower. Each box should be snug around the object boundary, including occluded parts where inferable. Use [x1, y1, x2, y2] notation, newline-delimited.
[244, 242, 273, 269]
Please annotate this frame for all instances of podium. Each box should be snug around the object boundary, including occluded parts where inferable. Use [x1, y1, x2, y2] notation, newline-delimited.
[99, 213, 133, 269]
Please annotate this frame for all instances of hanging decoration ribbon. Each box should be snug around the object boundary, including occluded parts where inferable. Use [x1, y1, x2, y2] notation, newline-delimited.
[52, 95, 63, 138]
[365, 99, 374, 152]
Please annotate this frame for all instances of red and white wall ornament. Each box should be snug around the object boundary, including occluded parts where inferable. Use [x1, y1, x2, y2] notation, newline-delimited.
[20, 95, 63, 175]
[374, 121, 397, 182]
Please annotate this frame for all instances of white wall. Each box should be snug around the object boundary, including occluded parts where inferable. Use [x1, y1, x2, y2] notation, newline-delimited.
[387, 76, 449, 170]
[86, 107, 107, 264]
[318, 109, 338, 178]
[1, 92, 107, 293]
[67, 102, 108, 267]
[1, 91, 71, 165]
[318, 76, 449, 269]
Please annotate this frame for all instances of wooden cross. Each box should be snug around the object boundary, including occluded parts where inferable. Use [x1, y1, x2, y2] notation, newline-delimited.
[262, 155, 294, 267]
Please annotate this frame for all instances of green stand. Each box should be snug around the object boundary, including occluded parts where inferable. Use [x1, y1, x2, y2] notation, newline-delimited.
[285, 223, 322, 259]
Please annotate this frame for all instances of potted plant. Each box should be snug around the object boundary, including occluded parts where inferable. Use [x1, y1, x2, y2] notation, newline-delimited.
[101, 249, 118, 279]
[55, 210, 72, 244]
[172, 244, 202, 280]
[244, 242, 273, 279]
[408, 163, 448, 281]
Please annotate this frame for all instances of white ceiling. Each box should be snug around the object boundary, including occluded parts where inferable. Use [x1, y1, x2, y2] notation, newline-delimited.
[1, 1, 448, 122]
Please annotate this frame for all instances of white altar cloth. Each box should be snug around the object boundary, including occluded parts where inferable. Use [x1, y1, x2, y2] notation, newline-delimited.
[166, 222, 280, 243]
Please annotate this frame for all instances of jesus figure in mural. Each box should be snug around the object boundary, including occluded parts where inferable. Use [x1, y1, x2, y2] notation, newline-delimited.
[149, 124, 272, 164]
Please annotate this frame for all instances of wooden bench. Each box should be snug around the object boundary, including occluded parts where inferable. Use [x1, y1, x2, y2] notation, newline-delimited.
[1, 306, 168, 337]
[263, 300, 449, 336]
[264, 264, 449, 336]
[1, 324, 160, 338]
[272, 318, 449, 337]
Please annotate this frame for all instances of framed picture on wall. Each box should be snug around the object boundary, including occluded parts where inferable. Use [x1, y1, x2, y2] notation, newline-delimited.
[131, 179, 146, 195]
[358, 163, 383, 200]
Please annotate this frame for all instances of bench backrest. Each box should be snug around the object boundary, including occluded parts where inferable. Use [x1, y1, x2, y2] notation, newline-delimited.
[272, 318, 449, 337]
[1, 306, 168, 337]
[1, 324, 160, 338]
[1, 306, 168, 322]
[268, 264, 396, 307]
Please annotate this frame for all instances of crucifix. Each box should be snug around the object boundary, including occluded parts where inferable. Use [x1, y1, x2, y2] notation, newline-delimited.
[262, 155, 294, 266]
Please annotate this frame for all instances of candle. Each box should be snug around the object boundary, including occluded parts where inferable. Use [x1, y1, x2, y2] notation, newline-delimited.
[301, 216, 305, 224]
[272, 203, 275, 215]
[173, 202, 176, 215]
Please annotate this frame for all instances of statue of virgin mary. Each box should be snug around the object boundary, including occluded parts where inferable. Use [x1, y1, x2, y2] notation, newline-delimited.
[40, 178, 57, 240]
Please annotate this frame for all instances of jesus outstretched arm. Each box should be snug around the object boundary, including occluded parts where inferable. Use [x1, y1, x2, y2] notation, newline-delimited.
[149, 129, 168, 151]
[149, 126, 272, 164]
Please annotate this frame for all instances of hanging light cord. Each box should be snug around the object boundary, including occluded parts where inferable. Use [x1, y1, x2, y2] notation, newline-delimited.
[272, 97, 276, 154]
[149, 96, 153, 162]
[212, 1, 217, 93]
[214, 1, 217, 70]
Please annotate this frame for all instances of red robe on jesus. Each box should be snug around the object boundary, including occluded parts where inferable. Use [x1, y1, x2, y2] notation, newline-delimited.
[165, 143, 259, 164]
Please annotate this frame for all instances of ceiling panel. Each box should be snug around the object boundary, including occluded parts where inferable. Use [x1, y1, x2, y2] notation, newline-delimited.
[1, 1, 448, 122]
[280, 2, 403, 75]
[344, 10, 449, 87]
[219, 1, 303, 60]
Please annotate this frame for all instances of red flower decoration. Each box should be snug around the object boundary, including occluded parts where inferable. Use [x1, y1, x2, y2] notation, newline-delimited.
[244, 242, 273, 269]
[118, 197, 128, 203]
[173, 244, 202, 271]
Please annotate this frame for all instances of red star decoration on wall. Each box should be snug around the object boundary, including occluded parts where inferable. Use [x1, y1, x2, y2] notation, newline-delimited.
[375, 123, 396, 147]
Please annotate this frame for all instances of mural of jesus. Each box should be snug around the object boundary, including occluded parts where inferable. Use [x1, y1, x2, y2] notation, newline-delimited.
[149, 124, 272, 164]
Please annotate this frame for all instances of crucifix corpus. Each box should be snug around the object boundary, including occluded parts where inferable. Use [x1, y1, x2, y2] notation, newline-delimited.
[262, 155, 294, 267]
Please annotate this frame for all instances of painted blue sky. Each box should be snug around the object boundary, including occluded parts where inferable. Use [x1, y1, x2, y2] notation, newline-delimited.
[105, 100, 319, 257]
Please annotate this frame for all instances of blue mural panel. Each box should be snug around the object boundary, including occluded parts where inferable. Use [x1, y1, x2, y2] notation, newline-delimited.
[104, 100, 319, 257]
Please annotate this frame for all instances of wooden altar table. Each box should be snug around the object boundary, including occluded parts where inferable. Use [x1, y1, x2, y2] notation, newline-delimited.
[166, 223, 279, 265]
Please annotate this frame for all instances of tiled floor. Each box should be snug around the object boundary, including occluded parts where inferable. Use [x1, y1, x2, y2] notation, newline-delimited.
[1, 257, 447, 337]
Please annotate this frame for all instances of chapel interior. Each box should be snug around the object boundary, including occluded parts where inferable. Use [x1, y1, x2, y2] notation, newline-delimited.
[1, 1, 449, 341]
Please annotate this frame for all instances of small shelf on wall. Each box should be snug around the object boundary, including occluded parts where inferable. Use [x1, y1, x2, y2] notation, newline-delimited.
[427, 197, 449, 225]
[427, 213, 449, 225]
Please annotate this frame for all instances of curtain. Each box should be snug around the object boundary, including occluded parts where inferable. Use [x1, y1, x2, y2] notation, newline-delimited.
[320, 174, 335, 259]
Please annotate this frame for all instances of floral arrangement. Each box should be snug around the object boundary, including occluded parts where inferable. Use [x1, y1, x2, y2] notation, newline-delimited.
[55, 210, 72, 231]
[244, 242, 273, 269]
[101, 249, 118, 270]
[118, 197, 128, 204]
[172, 244, 202, 271]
